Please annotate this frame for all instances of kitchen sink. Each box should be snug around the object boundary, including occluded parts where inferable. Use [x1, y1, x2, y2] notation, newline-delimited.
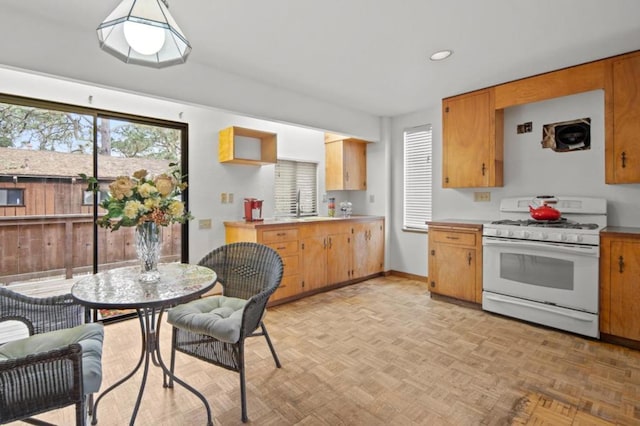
[296, 216, 340, 222]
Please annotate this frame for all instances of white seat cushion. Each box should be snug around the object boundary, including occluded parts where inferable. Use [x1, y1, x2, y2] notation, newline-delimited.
[167, 296, 247, 344]
[0, 322, 104, 394]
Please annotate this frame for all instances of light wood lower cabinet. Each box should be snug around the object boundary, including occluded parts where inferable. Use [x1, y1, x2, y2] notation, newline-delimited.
[225, 217, 385, 304]
[325, 226, 352, 284]
[224, 224, 302, 302]
[352, 220, 384, 277]
[600, 228, 640, 341]
[300, 222, 352, 290]
[427, 223, 483, 303]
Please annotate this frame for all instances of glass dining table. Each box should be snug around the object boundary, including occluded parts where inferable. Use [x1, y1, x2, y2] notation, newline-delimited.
[71, 263, 217, 426]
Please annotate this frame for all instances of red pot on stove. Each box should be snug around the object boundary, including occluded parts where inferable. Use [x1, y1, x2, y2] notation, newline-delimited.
[529, 204, 561, 221]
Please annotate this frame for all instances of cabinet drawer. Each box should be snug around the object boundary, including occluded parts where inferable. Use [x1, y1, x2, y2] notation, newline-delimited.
[261, 228, 299, 243]
[281, 255, 299, 276]
[267, 240, 299, 256]
[432, 230, 476, 246]
[271, 275, 301, 301]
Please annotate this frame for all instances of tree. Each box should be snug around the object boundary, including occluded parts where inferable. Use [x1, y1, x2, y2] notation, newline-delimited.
[111, 124, 180, 161]
[0, 103, 93, 152]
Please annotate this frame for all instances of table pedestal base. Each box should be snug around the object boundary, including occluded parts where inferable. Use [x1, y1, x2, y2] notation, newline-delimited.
[91, 308, 213, 426]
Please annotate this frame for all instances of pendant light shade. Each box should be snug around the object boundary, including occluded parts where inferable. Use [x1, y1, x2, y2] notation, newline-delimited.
[97, 0, 192, 68]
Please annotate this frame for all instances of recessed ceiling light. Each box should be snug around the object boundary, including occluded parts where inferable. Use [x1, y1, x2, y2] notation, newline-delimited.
[430, 50, 453, 61]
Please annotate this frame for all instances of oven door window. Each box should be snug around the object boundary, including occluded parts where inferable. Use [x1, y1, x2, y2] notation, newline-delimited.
[500, 253, 573, 290]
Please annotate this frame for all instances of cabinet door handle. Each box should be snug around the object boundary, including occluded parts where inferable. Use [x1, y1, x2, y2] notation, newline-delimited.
[619, 255, 625, 273]
[430, 249, 435, 256]
[328, 237, 332, 249]
[467, 252, 472, 266]
[323, 238, 327, 249]
[446, 236, 459, 240]
[430, 281, 436, 288]
[621, 151, 627, 168]
[481, 163, 486, 176]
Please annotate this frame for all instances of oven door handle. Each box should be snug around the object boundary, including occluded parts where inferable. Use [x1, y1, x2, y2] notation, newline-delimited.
[482, 237, 598, 257]
[484, 294, 596, 321]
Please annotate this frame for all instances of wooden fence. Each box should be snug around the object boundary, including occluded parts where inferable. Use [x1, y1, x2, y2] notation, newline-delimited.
[0, 214, 182, 284]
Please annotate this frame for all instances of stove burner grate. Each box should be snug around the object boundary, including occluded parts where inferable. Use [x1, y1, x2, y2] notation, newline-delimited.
[490, 219, 599, 230]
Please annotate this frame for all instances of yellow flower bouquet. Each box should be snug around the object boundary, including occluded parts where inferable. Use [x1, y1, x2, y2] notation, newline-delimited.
[81, 164, 193, 231]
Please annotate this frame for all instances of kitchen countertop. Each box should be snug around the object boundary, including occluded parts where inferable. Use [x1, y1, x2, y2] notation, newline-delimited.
[224, 215, 385, 228]
[600, 226, 640, 237]
[426, 219, 486, 229]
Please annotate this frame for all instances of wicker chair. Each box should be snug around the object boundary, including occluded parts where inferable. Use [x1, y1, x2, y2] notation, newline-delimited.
[0, 287, 104, 426]
[167, 242, 284, 423]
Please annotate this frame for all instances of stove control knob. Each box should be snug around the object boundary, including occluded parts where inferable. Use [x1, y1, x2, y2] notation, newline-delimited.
[549, 233, 565, 241]
[507, 230, 514, 237]
[540, 233, 548, 240]
[513, 230, 529, 239]
[566, 234, 582, 243]
[495, 229, 502, 237]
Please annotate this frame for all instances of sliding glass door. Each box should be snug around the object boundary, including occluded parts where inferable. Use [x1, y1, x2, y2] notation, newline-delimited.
[0, 96, 188, 318]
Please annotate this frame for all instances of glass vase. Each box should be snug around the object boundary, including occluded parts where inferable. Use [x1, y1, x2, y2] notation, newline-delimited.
[135, 221, 161, 283]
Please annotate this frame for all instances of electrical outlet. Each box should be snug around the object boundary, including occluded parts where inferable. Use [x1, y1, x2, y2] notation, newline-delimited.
[228, 193, 234, 203]
[474, 192, 491, 202]
[220, 193, 227, 204]
[517, 121, 533, 134]
[198, 219, 212, 229]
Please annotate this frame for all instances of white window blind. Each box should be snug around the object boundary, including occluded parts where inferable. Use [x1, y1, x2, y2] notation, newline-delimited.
[403, 124, 432, 230]
[274, 160, 318, 217]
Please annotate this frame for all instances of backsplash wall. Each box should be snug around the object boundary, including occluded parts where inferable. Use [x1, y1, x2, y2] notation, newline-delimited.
[434, 89, 640, 226]
[390, 89, 640, 276]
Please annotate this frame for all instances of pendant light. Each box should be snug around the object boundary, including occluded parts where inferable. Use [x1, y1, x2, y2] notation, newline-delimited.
[97, 0, 192, 68]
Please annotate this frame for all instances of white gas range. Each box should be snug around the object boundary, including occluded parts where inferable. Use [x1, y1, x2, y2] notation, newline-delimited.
[482, 196, 606, 338]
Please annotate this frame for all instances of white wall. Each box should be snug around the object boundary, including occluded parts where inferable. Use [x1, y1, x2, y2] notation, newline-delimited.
[389, 108, 439, 277]
[0, 67, 328, 263]
[0, 3, 381, 142]
[389, 90, 640, 277]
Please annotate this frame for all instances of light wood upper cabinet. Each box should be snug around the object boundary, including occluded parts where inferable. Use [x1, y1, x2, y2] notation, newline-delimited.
[442, 49, 640, 186]
[442, 89, 503, 188]
[218, 126, 277, 165]
[428, 224, 483, 304]
[609, 52, 640, 183]
[325, 138, 367, 190]
[600, 229, 640, 341]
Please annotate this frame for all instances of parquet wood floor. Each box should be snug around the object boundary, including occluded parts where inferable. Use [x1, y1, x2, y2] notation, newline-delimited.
[9, 276, 640, 425]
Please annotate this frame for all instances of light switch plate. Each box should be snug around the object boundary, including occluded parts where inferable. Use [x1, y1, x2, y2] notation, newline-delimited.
[198, 219, 212, 229]
[474, 192, 491, 202]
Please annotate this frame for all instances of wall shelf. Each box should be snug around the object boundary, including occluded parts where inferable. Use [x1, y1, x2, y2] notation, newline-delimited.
[218, 126, 277, 165]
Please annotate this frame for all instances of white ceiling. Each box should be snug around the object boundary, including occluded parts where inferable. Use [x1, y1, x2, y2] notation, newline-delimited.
[2, 0, 640, 118]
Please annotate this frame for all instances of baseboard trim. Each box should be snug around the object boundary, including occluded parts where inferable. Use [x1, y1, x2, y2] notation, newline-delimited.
[388, 270, 427, 282]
